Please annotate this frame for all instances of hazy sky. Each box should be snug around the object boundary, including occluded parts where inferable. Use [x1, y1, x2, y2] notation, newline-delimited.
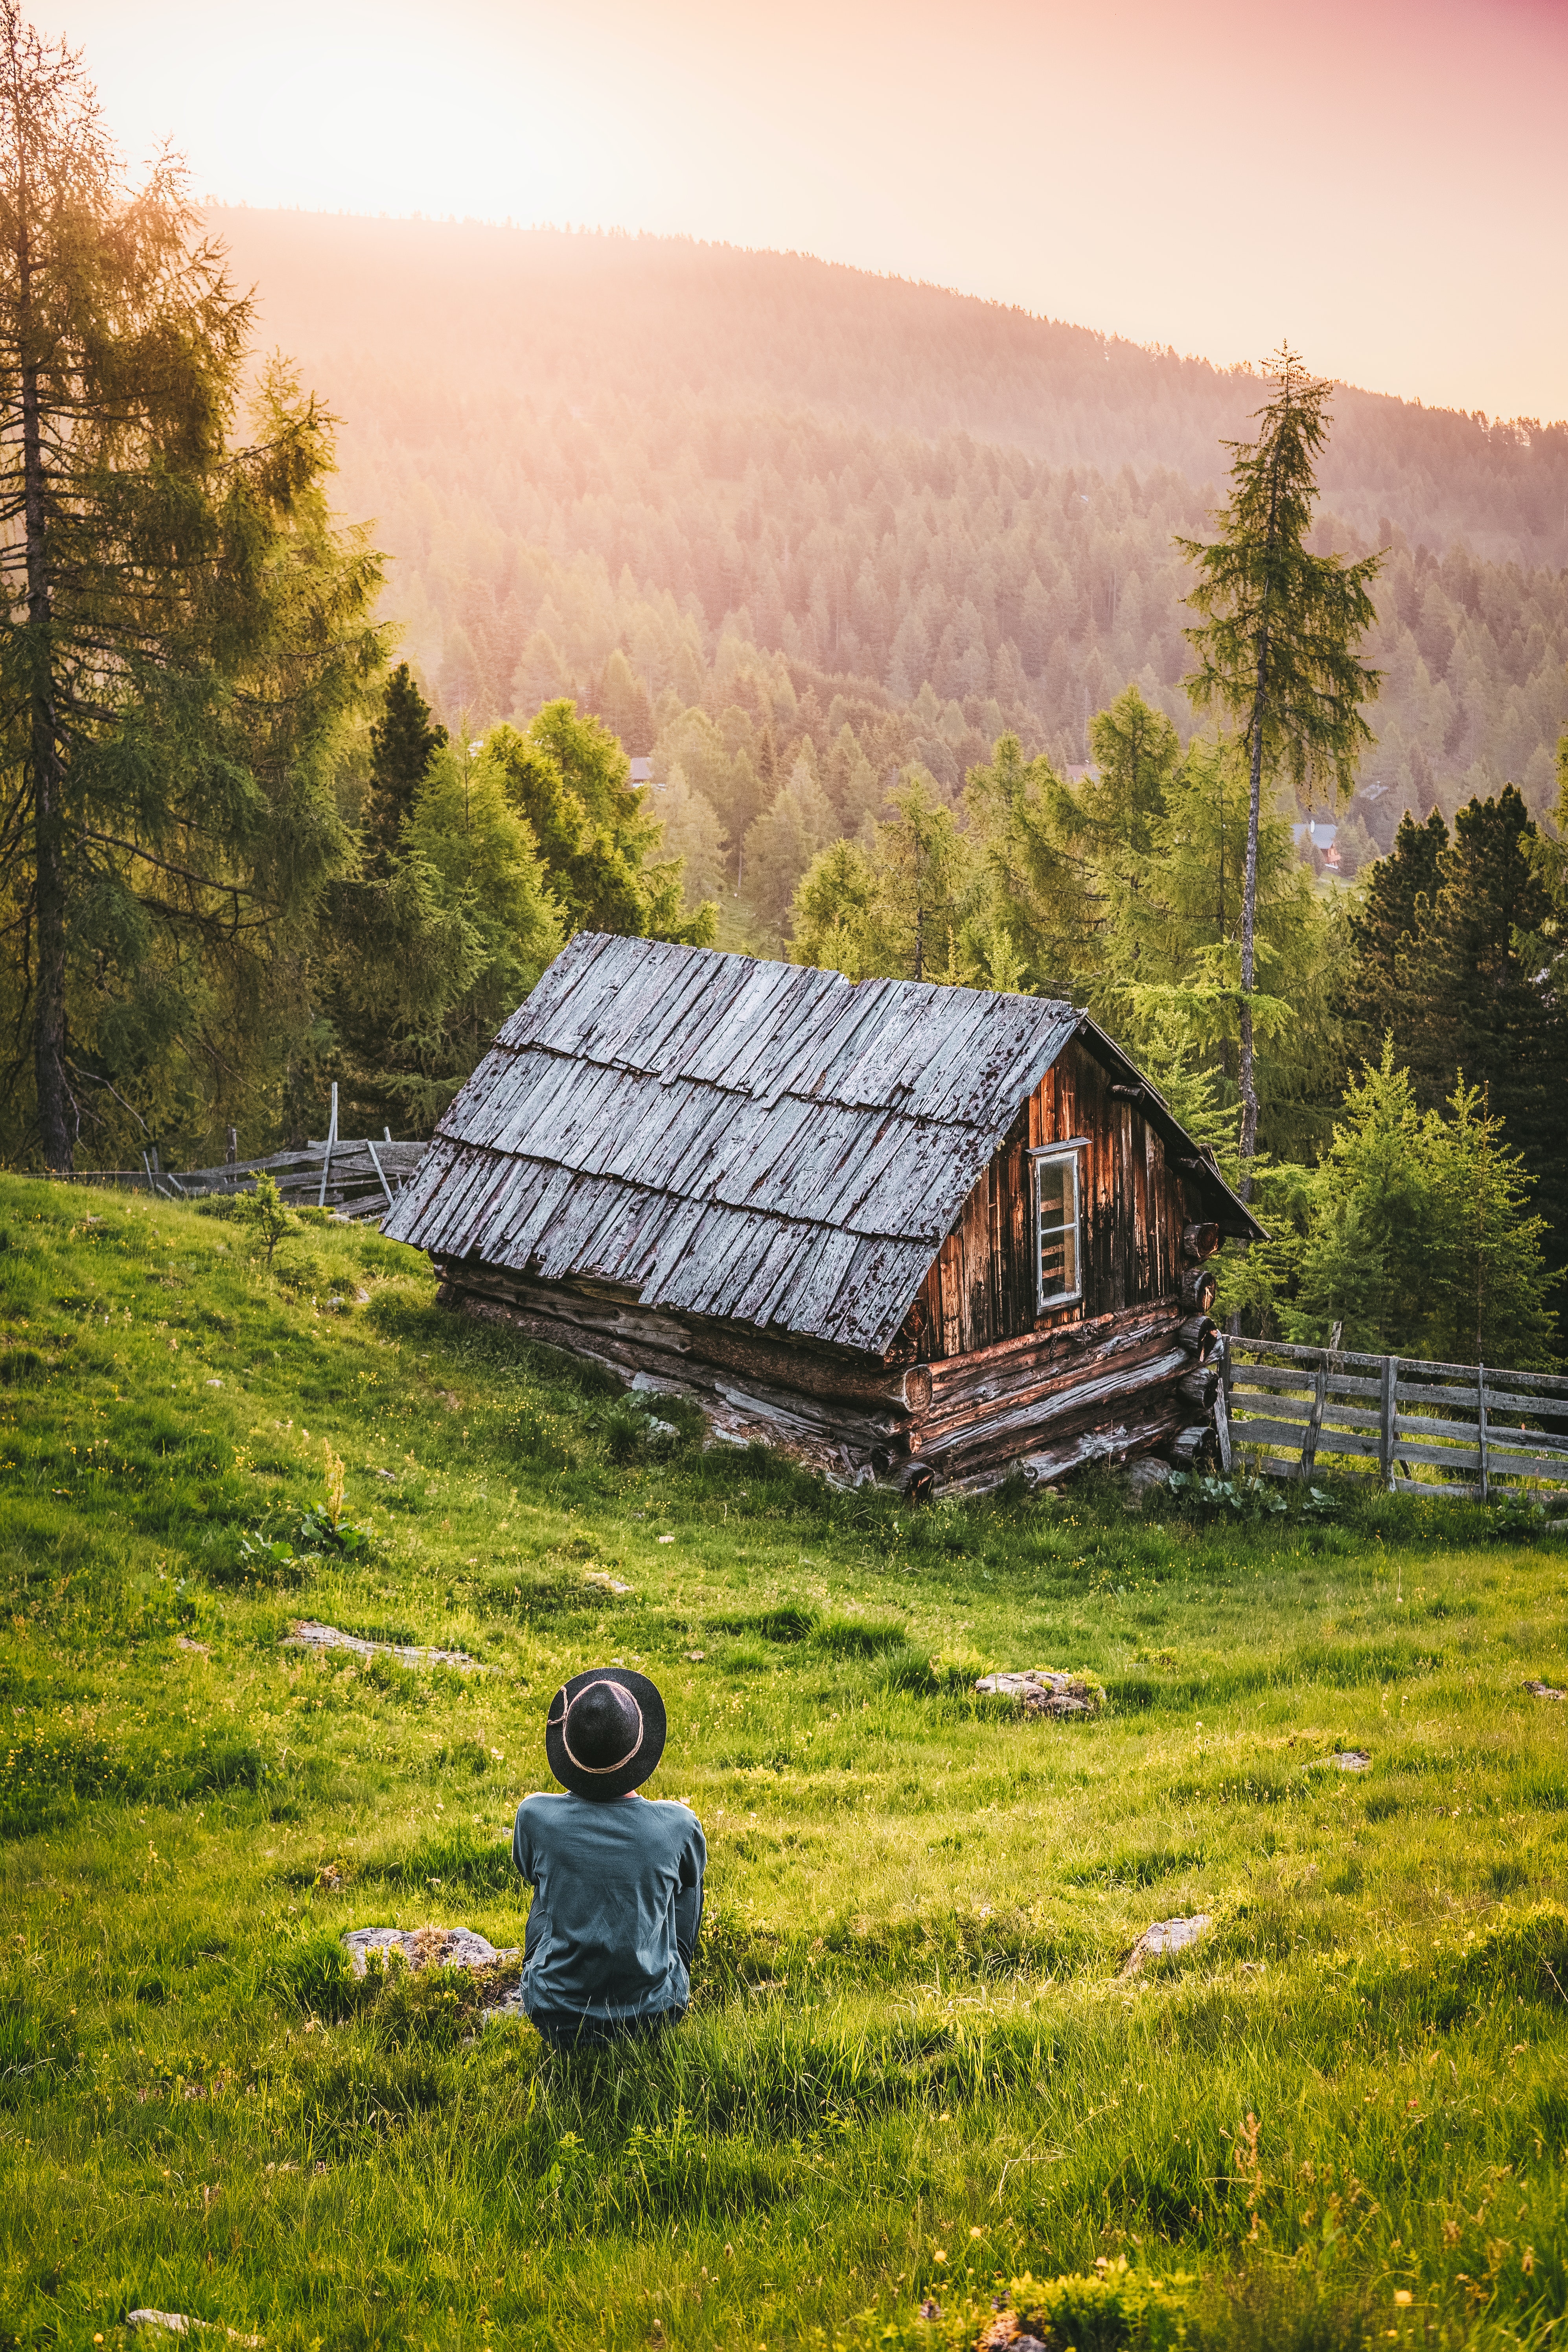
[39, 0, 1568, 423]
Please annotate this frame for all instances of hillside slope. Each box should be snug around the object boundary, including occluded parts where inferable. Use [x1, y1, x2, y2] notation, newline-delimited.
[5, 1177, 1568, 2348]
[219, 211, 1568, 564]
[210, 209, 1568, 843]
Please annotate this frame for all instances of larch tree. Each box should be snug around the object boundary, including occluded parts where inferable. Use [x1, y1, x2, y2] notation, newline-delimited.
[1178, 346, 1382, 1189]
[496, 701, 716, 946]
[0, 6, 380, 1168]
[789, 771, 968, 984]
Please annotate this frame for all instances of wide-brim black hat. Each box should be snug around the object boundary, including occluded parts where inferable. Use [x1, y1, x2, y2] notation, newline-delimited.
[545, 1667, 666, 1800]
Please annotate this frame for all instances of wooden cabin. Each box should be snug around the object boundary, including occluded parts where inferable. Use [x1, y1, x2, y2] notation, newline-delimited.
[383, 934, 1264, 1494]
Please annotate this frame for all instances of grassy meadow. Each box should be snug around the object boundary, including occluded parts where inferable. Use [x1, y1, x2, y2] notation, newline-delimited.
[3, 1173, 1568, 2351]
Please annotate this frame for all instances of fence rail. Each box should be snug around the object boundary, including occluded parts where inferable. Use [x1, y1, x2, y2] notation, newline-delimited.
[1225, 1337, 1568, 1500]
[52, 1081, 427, 1222]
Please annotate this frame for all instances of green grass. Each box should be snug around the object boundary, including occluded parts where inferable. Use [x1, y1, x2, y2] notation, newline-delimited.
[3, 1173, 1568, 2352]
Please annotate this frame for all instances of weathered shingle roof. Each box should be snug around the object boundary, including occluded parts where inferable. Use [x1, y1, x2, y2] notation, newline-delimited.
[384, 933, 1257, 1354]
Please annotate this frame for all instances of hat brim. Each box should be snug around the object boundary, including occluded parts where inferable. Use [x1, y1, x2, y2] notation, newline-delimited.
[545, 1667, 666, 1800]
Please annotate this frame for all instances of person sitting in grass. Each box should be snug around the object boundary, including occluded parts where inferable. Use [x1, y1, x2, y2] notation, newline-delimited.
[512, 1667, 705, 2046]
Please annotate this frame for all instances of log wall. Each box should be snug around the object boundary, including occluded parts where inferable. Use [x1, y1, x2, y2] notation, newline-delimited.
[907, 1036, 1191, 1362]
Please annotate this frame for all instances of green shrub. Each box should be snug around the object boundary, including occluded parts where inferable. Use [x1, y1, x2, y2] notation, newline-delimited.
[1008, 2264, 1195, 2350]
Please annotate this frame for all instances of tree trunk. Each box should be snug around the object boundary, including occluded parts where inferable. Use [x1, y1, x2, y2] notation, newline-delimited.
[19, 223, 72, 1170]
[1237, 635, 1266, 1200]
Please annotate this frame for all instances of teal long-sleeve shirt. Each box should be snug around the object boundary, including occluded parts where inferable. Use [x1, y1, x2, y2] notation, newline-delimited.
[512, 1791, 705, 2024]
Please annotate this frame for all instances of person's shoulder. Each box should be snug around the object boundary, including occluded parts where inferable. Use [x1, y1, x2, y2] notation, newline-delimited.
[515, 1791, 566, 1829]
[642, 1794, 703, 1832]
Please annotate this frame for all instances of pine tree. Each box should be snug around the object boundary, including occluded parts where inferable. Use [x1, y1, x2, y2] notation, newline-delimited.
[788, 838, 890, 979]
[1179, 347, 1382, 1189]
[1406, 786, 1567, 1274]
[788, 774, 968, 983]
[873, 772, 969, 982]
[1341, 806, 1447, 1057]
[363, 663, 445, 870]
[395, 747, 563, 1113]
[1281, 1044, 1558, 1367]
[961, 733, 1084, 992]
[1064, 684, 1182, 999]
[742, 756, 835, 937]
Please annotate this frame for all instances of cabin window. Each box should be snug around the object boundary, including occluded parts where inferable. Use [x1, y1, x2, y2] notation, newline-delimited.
[1032, 1147, 1083, 1310]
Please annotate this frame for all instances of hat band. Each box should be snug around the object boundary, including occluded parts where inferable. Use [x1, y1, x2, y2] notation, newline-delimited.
[559, 1680, 645, 1776]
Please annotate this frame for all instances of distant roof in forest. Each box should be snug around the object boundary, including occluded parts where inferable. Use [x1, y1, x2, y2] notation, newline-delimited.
[385, 934, 1261, 1354]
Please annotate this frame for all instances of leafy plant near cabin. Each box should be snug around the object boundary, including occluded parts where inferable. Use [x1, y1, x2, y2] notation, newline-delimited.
[234, 1171, 298, 1269]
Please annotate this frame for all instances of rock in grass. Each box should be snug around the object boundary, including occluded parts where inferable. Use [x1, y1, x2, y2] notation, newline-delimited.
[342, 1925, 518, 1978]
[1124, 1458, 1172, 1506]
[125, 2314, 262, 2346]
[1122, 1913, 1212, 1975]
[1525, 1680, 1566, 1701]
[285, 1620, 482, 1671]
[1308, 1748, 1372, 1772]
[977, 2321, 1047, 2352]
[974, 1669, 1103, 1718]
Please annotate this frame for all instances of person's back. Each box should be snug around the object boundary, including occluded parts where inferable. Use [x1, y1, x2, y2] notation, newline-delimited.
[513, 1790, 703, 2031]
[511, 1667, 705, 2045]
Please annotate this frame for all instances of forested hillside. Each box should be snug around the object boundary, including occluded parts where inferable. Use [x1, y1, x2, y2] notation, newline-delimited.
[213, 207, 1568, 858]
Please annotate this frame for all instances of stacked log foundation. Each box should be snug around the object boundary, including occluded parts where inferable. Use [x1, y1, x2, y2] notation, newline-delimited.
[436, 1258, 1225, 1491]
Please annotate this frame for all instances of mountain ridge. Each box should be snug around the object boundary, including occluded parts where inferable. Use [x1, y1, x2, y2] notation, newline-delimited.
[208, 208, 1568, 572]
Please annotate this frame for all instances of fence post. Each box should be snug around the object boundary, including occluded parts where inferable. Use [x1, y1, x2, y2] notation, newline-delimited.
[317, 1081, 339, 1210]
[364, 1134, 395, 1212]
[1301, 1350, 1328, 1482]
[225, 1125, 237, 1166]
[1477, 1362, 1489, 1503]
[1380, 1355, 1399, 1490]
[1213, 1339, 1233, 1474]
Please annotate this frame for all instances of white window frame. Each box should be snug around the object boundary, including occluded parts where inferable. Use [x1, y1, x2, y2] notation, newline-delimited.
[1031, 1141, 1086, 1313]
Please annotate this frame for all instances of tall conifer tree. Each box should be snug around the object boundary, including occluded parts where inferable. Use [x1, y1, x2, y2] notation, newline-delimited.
[363, 662, 445, 870]
[1179, 348, 1382, 1188]
[0, 5, 380, 1167]
[1341, 806, 1447, 1053]
[1408, 787, 1567, 1274]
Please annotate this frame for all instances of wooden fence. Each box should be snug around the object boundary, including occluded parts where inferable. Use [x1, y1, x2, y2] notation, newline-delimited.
[62, 1087, 425, 1223]
[1224, 1337, 1568, 1501]
[67, 1140, 425, 1221]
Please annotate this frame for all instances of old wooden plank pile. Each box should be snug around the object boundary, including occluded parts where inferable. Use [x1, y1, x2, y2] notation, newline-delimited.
[145, 1137, 426, 1221]
[70, 1089, 425, 1222]
[1226, 1338, 1568, 1500]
